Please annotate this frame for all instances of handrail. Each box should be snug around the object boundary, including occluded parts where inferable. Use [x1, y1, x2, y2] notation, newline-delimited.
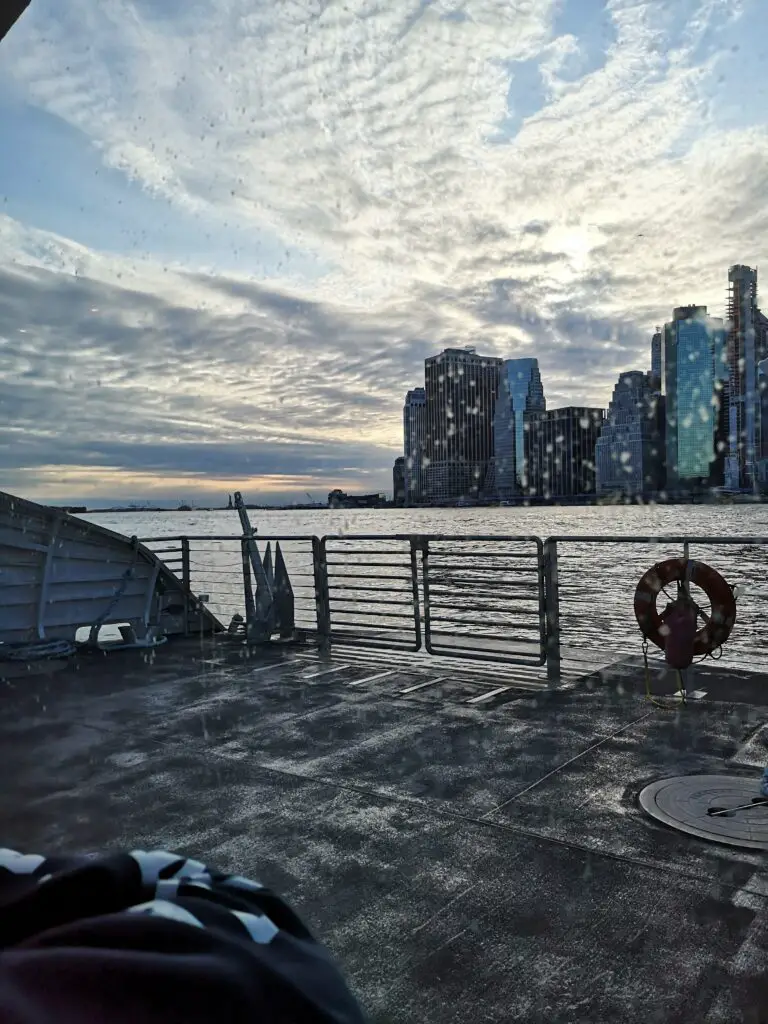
[546, 535, 768, 544]
[142, 532, 768, 545]
[140, 534, 318, 542]
[136, 531, 768, 685]
[323, 533, 544, 542]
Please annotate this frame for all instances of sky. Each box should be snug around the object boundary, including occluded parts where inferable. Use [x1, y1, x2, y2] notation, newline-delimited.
[1, 0, 768, 506]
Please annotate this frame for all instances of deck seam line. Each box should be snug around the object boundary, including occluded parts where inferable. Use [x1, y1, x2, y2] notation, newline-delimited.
[199, 747, 768, 896]
[479, 709, 657, 817]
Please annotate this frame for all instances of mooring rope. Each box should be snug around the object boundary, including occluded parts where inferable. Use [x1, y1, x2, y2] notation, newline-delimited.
[0, 639, 77, 662]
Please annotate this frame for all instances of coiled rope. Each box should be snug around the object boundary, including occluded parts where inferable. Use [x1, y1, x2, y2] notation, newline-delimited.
[0, 639, 77, 663]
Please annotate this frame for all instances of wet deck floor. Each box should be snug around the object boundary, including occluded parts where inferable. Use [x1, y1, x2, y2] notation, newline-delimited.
[2, 638, 768, 1023]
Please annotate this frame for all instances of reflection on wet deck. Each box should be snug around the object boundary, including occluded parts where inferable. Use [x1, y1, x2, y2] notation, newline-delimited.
[3, 636, 768, 1023]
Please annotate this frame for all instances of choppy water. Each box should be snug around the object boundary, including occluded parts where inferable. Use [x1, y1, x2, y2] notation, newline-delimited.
[81, 505, 768, 671]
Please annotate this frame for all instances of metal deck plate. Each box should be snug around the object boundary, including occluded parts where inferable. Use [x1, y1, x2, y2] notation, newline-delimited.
[640, 775, 768, 850]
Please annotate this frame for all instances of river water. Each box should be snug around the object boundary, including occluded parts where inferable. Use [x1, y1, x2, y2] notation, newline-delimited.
[81, 505, 768, 672]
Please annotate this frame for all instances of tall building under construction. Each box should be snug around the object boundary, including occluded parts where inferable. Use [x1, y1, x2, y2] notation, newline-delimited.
[725, 265, 768, 491]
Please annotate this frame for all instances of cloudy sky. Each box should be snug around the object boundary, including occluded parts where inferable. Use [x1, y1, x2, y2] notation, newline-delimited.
[1, 0, 767, 505]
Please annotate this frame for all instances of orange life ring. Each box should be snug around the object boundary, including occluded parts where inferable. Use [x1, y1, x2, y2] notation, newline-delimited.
[634, 558, 736, 656]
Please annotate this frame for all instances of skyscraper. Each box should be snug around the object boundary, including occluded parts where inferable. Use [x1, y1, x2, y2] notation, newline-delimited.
[524, 407, 604, 498]
[725, 265, 768, 491]
[392, 457, 406, 506]
[595, 371, 665, 496]
[424, 347, 502, 501]
[492, 358, 546, 498]
[664, 305, 727, 490]
[650, 330, 662, 390]
[403, 388, 426, 504]
[758, 348, 768, 490]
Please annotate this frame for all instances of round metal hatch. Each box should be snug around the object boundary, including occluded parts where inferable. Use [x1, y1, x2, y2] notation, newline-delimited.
[639, 775, 768, 850]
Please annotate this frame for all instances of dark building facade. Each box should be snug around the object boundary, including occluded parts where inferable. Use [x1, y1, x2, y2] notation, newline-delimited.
[650, 330, 662, 391]
[595, 372, 665, 495]
[524, 407, 605, 498]
[424, 347, 502, 501]
[402, 388, 426, 503]
[392, 457, 406, 506]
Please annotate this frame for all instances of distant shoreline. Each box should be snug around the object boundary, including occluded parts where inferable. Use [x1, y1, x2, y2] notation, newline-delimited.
[68, 494, 768, 514]
[79, 504, 324, 514]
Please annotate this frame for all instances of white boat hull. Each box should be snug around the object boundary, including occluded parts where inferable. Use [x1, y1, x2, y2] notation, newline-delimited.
[0, 491, 221, 646]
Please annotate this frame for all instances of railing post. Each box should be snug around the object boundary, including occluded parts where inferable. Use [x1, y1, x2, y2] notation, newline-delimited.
[419, 537, 433, 654]
[409, 536, 426, 651]
[180, 537, 191, 636]
[543, 537, 561, 686]
[312, 536, 331, 651]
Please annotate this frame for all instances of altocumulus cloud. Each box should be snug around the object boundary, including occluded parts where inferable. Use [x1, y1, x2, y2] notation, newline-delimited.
[1, 0, 767, 500]
[0, 263, 410, 501]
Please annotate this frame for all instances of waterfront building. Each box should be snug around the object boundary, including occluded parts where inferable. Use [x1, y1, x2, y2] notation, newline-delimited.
[524, 407, 605, 498]
[403, 388, 427, 503]
[664, 305, 727, 490]
[424, 348, 501, 501]
[491, 358, 546, 498]
[595, 371, 665, 496]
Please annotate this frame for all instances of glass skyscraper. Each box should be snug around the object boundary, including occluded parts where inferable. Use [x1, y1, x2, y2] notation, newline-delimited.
[492, 358, 545, 497]
[403, 388, 426, 503]
[664, 306, 727, 488]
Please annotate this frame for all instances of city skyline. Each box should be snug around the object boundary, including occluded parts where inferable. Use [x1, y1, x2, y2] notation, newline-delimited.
[399, 265, 768, 502]
[2, 2, 768, 505]
[9, 259, 768, 507]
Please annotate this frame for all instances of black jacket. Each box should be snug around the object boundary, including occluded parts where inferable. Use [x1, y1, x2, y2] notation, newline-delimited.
[0, 847, 365, 1023]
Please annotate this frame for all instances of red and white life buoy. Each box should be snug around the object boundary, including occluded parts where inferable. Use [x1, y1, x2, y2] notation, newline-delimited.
[634, 558, 736, 660]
